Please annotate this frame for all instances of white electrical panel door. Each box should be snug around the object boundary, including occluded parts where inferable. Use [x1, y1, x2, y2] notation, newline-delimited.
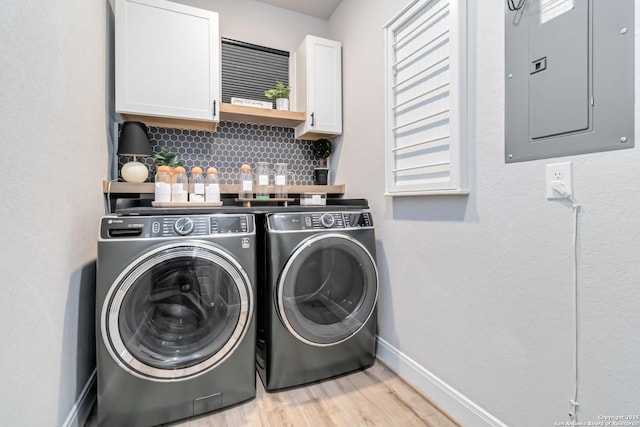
[116, 0, 220, 122]
[295, 36, 342, 140]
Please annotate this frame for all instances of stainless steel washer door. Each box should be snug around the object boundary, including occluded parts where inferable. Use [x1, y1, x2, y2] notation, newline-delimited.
[277, 233, 378, 347]
[101, 241, 252, 381]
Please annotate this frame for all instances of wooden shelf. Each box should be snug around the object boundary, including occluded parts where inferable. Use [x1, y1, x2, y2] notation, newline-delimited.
[295, 130, 340, 141]
[236, 197, 295, 207]
[121, 103, 305, 132]
[120, 113, 219, 132]
[220, 103, 306, 127]
[103, 181, 345, 195]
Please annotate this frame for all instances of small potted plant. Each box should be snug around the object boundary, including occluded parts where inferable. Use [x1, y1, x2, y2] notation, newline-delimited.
[153, 147, 183, 174]
[264, 81, 292, 111]
[310, 138, 332, 185]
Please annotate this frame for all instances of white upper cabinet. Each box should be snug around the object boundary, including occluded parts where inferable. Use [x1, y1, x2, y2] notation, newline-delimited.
[294, 36, 342, 140]
[115, 0, 220, 125]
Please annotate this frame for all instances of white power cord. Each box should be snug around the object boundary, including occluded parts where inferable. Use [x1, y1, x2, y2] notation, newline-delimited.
[551, 182, 581, 420]
[106, 179, 119, 215]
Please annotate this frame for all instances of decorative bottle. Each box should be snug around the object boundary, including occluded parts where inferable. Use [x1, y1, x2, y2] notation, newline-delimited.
[171, 166, 188, 202]
[239, 164, 253, 199]
[274, 162, 289, 199]
[255, 161, 270, 199]
[189, 167, 205, 202]
[205, 167, 221, 203]
[154, 166, 172, 203]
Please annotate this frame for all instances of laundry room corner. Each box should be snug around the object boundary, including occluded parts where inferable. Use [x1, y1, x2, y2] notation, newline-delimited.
[59, 262, 98, 427]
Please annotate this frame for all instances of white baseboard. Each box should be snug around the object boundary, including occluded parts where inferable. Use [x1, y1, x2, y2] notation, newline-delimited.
[376, 337, 508, 427]
[62, 369, 97, 427]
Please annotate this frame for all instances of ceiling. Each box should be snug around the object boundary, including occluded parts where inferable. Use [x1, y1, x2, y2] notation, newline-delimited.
[253, 0, 343, 19]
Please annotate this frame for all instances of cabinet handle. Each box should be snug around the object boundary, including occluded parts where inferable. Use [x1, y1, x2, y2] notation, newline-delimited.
[311, 112, 315, 127]
[213, 100, 217, 117]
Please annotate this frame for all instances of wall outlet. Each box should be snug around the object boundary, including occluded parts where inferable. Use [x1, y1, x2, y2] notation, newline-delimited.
[546, 162, 573, 199]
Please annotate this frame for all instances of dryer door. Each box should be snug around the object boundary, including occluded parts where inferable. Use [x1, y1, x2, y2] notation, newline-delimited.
[277, 233, 378, 346]
[101, 241, 252, 381]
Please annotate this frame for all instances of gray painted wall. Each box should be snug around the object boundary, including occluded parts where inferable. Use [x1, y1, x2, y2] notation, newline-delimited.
[174, 0, 328, 52]
[0, 1, 108, 426]
[329, 0, 640, 425]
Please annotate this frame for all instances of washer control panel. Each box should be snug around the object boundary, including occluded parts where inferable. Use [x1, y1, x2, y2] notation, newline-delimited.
[210, 215, 250, 234]
[173, 217, 195, 235]
[315, 213, 343, 229]
[100, 214, 254, 239]
[268, 211, 373, 231]
[158, 216, 209, 237]
[343, 212, 373, 228]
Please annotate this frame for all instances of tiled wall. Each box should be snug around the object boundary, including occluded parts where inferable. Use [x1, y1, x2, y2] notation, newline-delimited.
[118, 121, 317, 185]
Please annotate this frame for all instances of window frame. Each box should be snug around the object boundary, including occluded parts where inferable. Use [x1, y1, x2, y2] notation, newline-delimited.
[383, 0, 469, 196]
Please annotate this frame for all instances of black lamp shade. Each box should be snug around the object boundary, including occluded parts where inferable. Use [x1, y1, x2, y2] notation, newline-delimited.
[118, 121, 152, 157]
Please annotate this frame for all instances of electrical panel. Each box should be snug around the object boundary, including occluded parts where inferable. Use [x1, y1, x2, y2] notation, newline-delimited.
[505, 0, 634, 163]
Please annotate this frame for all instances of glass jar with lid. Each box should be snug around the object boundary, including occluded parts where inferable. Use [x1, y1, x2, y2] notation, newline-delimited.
[255, 162, 270, 199]
[171, 166, 188, 202]
[274, 162, 293, 199]
[189, 167, 205, 202]
[239, 164, 253, 199]
[154, 166, 172, 203]
[205, 167, 220, 203]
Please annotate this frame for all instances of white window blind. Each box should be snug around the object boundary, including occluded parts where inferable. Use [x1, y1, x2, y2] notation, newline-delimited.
[384, 0, 468, 196]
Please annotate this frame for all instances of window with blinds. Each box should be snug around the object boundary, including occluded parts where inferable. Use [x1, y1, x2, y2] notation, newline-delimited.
[384, 0, 468, 196]
[221, 38, 290, 105]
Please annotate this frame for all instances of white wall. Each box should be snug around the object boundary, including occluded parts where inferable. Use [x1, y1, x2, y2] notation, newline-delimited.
[329, 0, 640, 426]
[0, 1, 108, 426]
[0, 1, 320, 425]
[173, 0, 328, 52]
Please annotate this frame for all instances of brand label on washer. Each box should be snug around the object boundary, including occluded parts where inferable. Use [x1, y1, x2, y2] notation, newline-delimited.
[241, 237, 250, 249]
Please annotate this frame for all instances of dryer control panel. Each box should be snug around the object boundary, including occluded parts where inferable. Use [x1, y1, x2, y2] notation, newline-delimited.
[268, 211, 373, 231]
[100, 214, 254, 239]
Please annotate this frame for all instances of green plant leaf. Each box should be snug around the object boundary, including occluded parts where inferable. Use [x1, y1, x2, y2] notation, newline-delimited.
[264, 81, 291, 99]
[154, 147, 183, 167]
[311, 138, 333, 159]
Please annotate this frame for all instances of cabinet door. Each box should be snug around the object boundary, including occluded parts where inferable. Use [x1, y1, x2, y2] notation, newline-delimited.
[116, 0, 220, 122]
[295, 36, 342, 139]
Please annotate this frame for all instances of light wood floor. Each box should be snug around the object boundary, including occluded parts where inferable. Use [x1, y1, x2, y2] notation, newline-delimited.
[170, 361, 458, 427]
[88, 361, 459, 426]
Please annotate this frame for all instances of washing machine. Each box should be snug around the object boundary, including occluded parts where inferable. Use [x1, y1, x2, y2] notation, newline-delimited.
[96, 213, 256, 427]
[257, 209, 378, 391]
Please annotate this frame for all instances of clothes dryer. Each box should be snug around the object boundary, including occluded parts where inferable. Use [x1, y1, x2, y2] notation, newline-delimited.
[96, 214, 256, 427]
[257, 210, 378, 391]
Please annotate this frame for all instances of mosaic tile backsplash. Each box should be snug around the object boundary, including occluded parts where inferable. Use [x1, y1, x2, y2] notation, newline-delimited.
[118, 121, 318, 185]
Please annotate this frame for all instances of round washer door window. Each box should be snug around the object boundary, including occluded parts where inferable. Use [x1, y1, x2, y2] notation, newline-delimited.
[102, 241, 252, 381]
[277, 233, 378, 346]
